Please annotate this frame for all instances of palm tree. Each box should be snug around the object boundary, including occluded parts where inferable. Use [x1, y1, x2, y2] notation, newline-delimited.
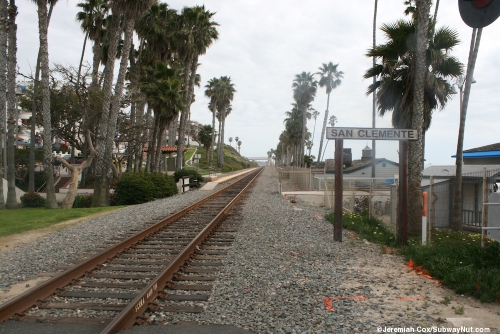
[309, 108, 319, 156]
[6, 0, 18, 207]
[292, 72, 317, 167]
[283, 104, 303, 166]
[371, 0, 379, 178]
[94, 0, 154, 206]
[176, 5, 219, 171]
[204, 77, 220, 167]
[76, 0, 109, 86]
[229, 137, 233, 147]
[141, 61, 183, 172]
[316, 62, 343, 163]
[28, 1, 55, 193]
[30, 0, 58, 208]
[364, 6, 462, 237]
[409, 0, 432, 239]
[452, 28, 482, 231]
[237, 140, 241, 154]
[216, 76, 235, 167]
[0, 0, 7, 207]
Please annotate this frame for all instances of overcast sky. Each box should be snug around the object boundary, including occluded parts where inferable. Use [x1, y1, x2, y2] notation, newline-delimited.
[15, 0, 500, 166]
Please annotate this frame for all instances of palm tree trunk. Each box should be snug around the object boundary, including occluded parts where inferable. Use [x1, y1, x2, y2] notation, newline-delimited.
[301, 106, 307, 167]
[218, 111, 226, 167]
[317, 92, 331, 162]
[91, 39, 101, 87]
[217, 116, 222, 165]
[209, 105, 216, 167]
[176, 54, 197, 171]
[408, 0, 431, 237]
[92, 8, 121, 207]
[0, 0, 7, 206]
[133, 101, 144, 172]
[452, 28, 482, 231]
[33, 0, 57, 208]
[28, 1, 54, 193]
[6, 0, 18, 208]
[149, 114, 159, 172]
[371, 0, 378, 179]
[96, 17, 135, 205]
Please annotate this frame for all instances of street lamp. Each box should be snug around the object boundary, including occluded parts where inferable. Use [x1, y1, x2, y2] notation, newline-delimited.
[451, 76, 476, 112]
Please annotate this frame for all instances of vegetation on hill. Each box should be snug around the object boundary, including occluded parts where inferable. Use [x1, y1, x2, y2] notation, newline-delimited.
[188, 144, 257, 174]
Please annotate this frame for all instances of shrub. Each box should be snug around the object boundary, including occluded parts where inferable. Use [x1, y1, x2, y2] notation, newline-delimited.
[114, 172, 178, 205]
[72, 194, 93, 208]
[20, 192, 46, 208]
[174, 169, 203, 188]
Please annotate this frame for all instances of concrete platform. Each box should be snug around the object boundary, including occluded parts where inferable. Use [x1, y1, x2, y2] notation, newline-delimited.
[200, 168, 257, 191]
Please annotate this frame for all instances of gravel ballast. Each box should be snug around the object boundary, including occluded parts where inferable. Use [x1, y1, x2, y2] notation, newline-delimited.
[1, 167, 499, 334]
[0, 179, 238, 291]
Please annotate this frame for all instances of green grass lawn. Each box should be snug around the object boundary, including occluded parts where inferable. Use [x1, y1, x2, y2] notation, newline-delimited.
[184, 147, 197, 163]
[0, 207, 124, 238]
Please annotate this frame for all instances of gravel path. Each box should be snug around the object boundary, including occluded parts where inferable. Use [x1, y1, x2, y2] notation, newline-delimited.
[1, 167, 499, 334]
[0, 178, 239, 291]
[156, 167, 500, 333]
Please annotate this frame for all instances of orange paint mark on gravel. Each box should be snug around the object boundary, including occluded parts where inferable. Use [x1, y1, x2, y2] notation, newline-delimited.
[396, 296, 424, 301]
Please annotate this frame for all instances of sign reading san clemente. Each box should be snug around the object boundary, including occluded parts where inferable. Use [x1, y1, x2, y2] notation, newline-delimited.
[326, 127, 419, 141]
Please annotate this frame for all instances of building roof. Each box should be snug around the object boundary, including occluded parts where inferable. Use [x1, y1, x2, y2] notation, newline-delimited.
[423, 165, 500, 177]
[464, 143, 500, 153]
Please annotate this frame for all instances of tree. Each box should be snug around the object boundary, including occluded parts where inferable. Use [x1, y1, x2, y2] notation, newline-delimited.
[215, 76, 235, 167]
[365, 1, 462, 236]
[408, 0, 432, 239]
[309, 109, 319, 156]
[76, 0, 109, 86]
[452, 28, 482, 231]
[93, 0, 154, 206]
[28, 1, 55, 193]
[5, 0, 18, 208]
[237, 140, 241, 154]
[54, 131, 96, 209]
[197, 124, 213, 158]
[140, 61, 184, 172]
[292, 72, 317, 167]
[204, 77, 220, 167]
[33, 0, 59, 209]
[316, 62, 343, 163]
[328, 115, 337, 127]
[228, 137, 233, 147]
[372, 0, 379, 178]
[0, 0, 7, 207]
[176, 5, 219, 171]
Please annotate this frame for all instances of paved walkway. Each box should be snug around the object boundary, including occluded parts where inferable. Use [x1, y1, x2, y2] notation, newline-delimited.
[200, 168, 257, 191]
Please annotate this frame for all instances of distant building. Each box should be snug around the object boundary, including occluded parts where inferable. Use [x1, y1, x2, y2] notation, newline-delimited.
[421, 164, 500, 230]
[452, 142, 500, 165]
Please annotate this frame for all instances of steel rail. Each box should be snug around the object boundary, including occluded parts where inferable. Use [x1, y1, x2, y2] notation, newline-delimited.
[0, 168, 261, 323]
[101, 167, 263, 333]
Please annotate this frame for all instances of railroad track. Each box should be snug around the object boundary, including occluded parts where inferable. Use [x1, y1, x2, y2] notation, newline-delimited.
[0, 167, 262, 333]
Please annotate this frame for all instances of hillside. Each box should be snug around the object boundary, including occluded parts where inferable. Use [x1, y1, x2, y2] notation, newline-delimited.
[189, 144, 258, 174]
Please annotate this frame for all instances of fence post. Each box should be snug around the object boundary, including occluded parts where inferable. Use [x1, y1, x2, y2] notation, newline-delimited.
[422, 192, 428, 245]
[429, 176, 433, 244]
[482, 166, 488, 248]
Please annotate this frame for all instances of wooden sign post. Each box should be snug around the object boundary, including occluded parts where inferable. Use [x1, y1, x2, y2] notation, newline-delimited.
[326, 127, 418, 243]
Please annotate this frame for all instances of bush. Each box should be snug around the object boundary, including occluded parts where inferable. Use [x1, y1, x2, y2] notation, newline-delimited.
[174, 169, 203, 188]
[114, 172, 178, 205]
[20, 192, 46, 208]
[72, 194, 93, 208]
